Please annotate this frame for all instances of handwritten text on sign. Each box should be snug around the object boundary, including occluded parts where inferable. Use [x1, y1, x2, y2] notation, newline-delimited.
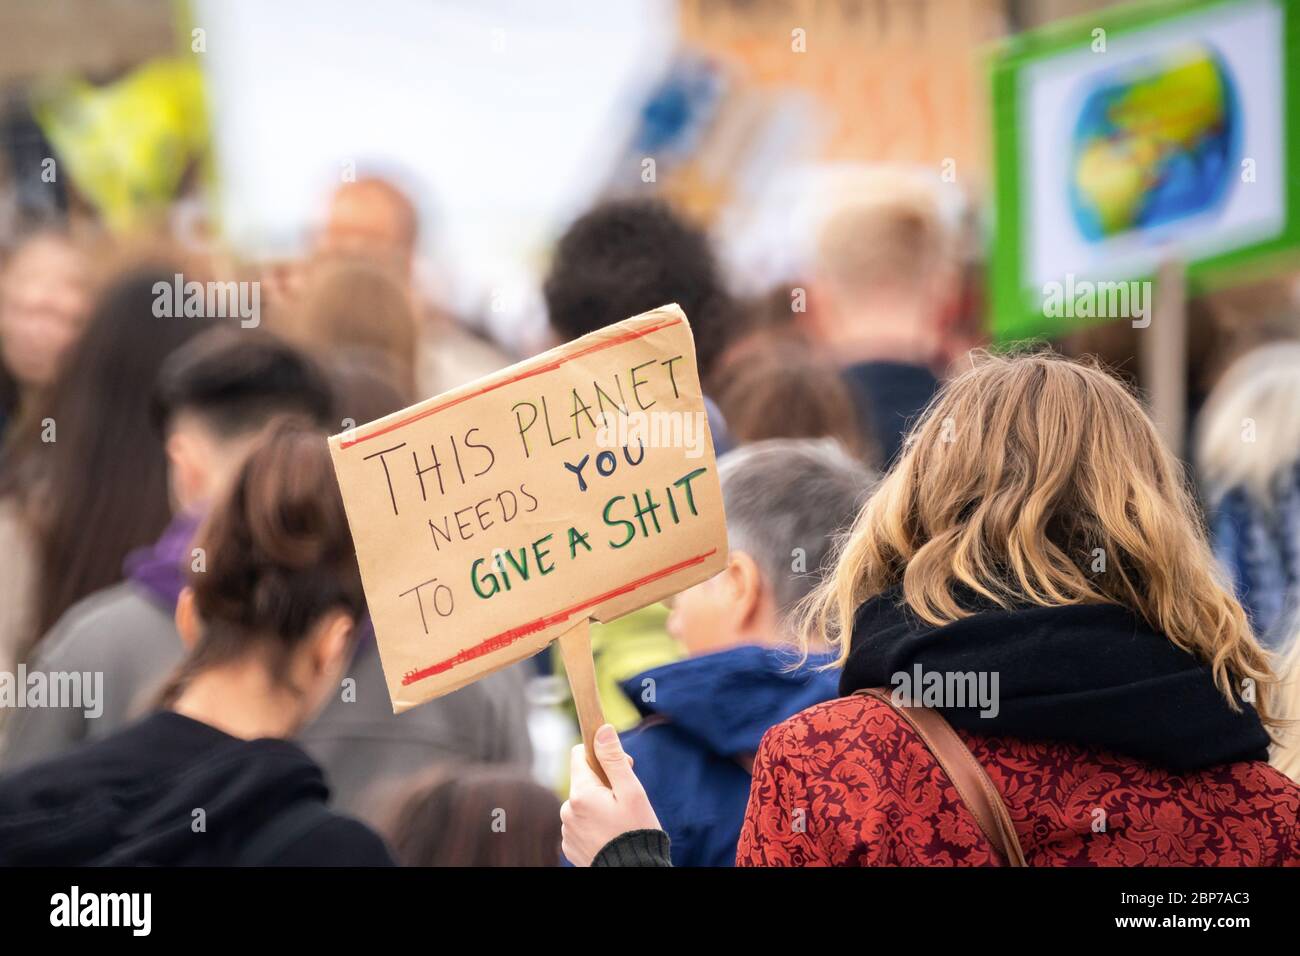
[328, 306, 728, 712]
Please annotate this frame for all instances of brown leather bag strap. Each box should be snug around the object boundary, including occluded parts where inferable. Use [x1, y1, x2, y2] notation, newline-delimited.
[856, 688, 1027, 867]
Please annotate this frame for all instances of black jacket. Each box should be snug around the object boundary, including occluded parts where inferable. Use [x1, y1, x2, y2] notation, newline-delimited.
[842, 360, 939, 465]
[0, 711, 394, 865]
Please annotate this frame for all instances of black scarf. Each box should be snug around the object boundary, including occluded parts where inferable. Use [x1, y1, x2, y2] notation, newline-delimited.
[839, 590, 1270, 772]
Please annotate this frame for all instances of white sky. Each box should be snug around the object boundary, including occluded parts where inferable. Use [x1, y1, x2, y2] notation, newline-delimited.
[195, 0, 675, 342]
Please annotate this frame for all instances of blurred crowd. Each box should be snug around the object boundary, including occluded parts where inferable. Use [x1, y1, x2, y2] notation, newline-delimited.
[0, 160, 1298, 866]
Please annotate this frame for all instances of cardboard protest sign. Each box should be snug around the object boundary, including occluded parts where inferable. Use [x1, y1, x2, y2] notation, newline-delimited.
[328, 304, 728, 718]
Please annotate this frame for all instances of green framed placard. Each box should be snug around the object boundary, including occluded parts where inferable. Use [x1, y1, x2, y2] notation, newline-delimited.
[989, 0, 1300, 343]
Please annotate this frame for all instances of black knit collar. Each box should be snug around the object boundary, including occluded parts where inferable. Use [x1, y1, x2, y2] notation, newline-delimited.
[839, 589, 1270, 772]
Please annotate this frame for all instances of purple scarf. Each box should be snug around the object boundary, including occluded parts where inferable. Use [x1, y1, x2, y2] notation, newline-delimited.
[123, 511, 203, 611]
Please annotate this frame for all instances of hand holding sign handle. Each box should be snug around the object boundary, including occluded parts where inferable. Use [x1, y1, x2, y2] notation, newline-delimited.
[557, 617, 612, 789]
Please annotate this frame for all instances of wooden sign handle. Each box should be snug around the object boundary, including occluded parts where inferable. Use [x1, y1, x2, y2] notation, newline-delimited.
[1142, 257, 1187, 459]
[557, 617, 611, 789]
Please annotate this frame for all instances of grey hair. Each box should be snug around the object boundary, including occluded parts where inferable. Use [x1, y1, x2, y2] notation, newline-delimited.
[717, 438, 875, 625]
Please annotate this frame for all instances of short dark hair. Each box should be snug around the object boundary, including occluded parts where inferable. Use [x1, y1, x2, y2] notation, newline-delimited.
[152, 329, 334, 437]
[543, 199, 734, 381]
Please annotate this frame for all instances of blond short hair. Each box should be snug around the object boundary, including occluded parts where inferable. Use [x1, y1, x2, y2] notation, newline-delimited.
[815, 171, 952, 300]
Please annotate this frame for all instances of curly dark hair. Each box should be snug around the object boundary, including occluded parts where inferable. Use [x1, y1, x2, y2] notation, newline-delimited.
[543, 199, 735, 383]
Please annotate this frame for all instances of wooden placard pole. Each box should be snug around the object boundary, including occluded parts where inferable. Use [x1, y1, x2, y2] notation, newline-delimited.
[1142, 259, 1188, 459]
[557, 617, 611, 789]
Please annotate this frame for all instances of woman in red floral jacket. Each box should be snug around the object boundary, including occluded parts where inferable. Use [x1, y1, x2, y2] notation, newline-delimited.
[563, 353, 1300, 867]
[736, 675, 1299, 866]
[735, 353, 1298, 866]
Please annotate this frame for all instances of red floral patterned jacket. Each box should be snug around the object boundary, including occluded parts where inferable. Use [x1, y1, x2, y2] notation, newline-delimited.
[736, 694, 1300, 866]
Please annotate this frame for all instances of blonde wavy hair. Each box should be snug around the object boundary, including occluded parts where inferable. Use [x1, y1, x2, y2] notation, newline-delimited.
[799, 351, 1277, 727]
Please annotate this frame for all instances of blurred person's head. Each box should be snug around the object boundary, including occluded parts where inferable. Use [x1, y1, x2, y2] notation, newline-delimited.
[162, 421, 365, 737]
[1062, 278, 1300, 410]
[668, 439, 872, 656]
[327, 346, 415, 429]
[293, 258, 419, 399]
[543, 199, 735, 385]
[379, 764, 561, 866]
[1196, 341, 1300, 507]
[710, 283, 811, 384]
[1187, 279, 1300, 401]
[714, 343, 871, 464]
[0, 230, 92, 409]
[800, 351, 1277, 726]
[318, 177, 419, 278]
[1057, 320, 1141, 392]
[152, 328, 335, 515]
[1, 266, 212, 650]
[808, 171, 957, 366]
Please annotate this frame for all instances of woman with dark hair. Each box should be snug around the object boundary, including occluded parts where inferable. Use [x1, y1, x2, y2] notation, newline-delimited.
[379, 765, 561, 867]
[0, 421, 393, 865]
[0, 267, 208, 674]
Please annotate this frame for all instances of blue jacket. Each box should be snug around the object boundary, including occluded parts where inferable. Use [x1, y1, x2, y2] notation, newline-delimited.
[619, 645, 839, 867]
[1208, 463, 1300, 649]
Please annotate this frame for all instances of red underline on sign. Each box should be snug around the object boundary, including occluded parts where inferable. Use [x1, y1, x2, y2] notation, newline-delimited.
[400, 547, 717, 686]
[339, 315, 684, 449]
